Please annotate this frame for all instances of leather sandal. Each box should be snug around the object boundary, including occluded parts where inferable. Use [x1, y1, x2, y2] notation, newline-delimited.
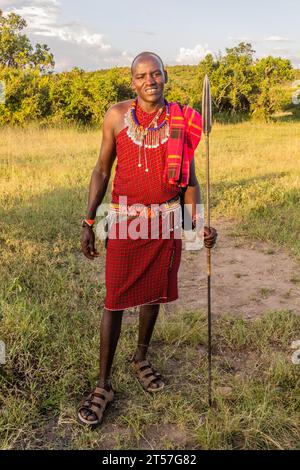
[131, 359, 165, 392]
[77, 383, 115, 428]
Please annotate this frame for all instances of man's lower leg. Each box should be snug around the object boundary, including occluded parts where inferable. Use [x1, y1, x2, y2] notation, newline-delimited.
[80, 308, 123, 422]
[133, 304, 160, 362]
[98, 307, 123, 388]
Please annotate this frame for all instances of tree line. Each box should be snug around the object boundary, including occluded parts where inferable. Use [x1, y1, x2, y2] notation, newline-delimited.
[0, 9, 297, 126]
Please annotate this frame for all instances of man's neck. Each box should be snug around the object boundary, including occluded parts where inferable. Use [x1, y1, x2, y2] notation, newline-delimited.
[136, 96, 165, 114]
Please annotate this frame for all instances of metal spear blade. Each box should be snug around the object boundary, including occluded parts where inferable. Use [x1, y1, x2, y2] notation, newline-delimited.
[202, 74, 212, 135]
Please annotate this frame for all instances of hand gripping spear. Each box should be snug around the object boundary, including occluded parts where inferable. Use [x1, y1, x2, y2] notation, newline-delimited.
[202, 75, 213, 406]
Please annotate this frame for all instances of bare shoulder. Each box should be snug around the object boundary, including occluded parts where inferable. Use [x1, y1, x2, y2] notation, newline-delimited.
[104, 99, 133, 138]
[106, 100, 133, 119]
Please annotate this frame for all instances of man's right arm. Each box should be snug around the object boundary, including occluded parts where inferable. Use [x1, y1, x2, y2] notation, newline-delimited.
[85, 107, 117, 220]
[81, 106, 117, 260]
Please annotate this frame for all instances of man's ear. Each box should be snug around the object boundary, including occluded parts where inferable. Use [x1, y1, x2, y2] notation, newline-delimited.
[164, 69, 168, 84]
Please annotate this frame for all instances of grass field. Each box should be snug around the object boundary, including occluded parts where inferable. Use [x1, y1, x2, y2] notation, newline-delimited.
[0, 122, 300, 449]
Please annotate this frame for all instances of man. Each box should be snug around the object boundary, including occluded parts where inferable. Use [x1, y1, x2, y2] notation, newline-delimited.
[78, 51, 217, 427]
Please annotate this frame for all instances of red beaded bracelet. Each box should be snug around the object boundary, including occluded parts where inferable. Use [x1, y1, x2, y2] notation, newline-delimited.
[81, 219, 95, 227]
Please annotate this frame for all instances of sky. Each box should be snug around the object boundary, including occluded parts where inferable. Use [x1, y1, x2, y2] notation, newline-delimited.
[2, 0, 300, 71]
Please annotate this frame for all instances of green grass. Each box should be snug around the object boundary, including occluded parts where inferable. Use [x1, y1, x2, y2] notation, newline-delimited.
[0, 123, 300, 449]
[258, 288, 276, 299]
[196, 121, 300, 258]
[1, 307, 300, 449]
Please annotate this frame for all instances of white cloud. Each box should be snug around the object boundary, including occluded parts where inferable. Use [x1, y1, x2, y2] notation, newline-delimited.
[1, 0, 30, 6]
[228, 35, 252, 42]
[175, 44, 211, 65]
[272, 47, 290, 53]
[228, 35, 293, 45]
[4, 1, 110, 48]
[265, 36, 290, 42]
[2, 0, 132, 70]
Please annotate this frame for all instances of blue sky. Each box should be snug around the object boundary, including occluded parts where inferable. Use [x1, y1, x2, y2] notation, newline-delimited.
[2, 0, 300, 71]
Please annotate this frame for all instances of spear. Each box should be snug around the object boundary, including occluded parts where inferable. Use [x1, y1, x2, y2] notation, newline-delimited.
[202, 74, 213, 406]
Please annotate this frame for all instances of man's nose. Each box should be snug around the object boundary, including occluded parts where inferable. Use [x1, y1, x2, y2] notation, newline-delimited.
[145, 74, 156, 85]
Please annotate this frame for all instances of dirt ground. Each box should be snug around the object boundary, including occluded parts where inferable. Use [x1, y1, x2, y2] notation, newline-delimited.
[168, 218, 300, 318]
[96, 218, 300, 320]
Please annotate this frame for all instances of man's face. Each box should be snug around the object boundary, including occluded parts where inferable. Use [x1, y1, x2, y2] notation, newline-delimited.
[131, 56, 167, 103]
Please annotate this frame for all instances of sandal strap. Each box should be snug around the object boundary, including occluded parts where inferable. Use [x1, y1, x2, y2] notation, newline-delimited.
[139, 366, 155, 379]
[78, 386, 114, 422]
[134, 361, 162, 379]
[89, 403, 103, 421]
[133, 359, 151, 371]
[132, 359, 164, 390]
[91, 395, 106, 406]
[94, 386, 112, 399]
[143, 374, 161, 388]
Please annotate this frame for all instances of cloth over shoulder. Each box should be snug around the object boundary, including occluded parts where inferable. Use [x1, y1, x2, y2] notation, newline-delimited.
[164, 102, 202, 187]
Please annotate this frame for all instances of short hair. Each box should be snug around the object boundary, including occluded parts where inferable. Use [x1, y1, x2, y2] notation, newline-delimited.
[131, 51, 165, 75]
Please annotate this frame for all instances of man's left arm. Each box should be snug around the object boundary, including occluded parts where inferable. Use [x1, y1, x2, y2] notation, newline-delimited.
[184, 157, 201, 222]
[184, 158, 218, 248]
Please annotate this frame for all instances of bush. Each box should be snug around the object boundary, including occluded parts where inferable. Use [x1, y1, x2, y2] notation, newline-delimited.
[0, 43, 297, 126]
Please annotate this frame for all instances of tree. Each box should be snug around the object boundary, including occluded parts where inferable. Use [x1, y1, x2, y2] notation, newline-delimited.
[191, 54, 219, 110]
[211, 43, 257, 114]
[251, 56, 294, 120]
[255, 56, 293, 83]
[0, 9, 54, 72]
[225, 42, 256, 65]
[191, 44, 257, 115]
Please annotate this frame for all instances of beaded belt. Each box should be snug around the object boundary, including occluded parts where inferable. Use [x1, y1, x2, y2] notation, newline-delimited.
[109, 195, 181, 219]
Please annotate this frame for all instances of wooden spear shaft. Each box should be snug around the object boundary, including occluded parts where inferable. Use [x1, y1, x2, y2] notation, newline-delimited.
[202, 75, 213, 407]
[205, 132, 212, 407]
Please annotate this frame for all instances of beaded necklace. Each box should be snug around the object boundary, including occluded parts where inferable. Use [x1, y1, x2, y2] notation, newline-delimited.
[124, 98, 170, 172]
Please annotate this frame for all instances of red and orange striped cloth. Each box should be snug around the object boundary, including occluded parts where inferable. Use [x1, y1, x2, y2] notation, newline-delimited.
[164, 103, 202, 187]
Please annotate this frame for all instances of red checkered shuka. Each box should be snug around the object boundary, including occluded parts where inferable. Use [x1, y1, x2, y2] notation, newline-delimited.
[104, 101, 182, 311]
